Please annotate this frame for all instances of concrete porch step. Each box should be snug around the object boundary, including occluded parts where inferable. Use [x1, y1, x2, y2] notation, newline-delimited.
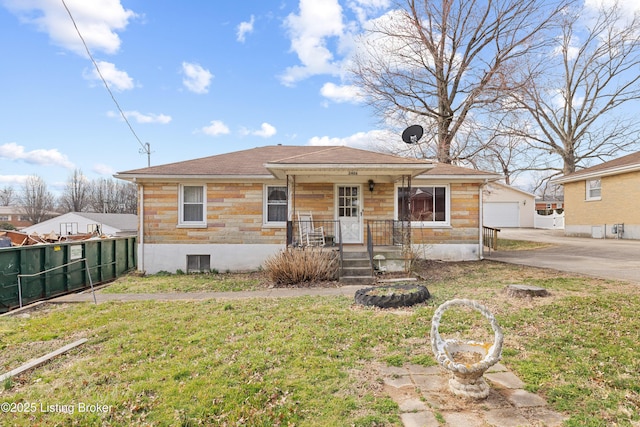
[340, 250, 374, 284]
[340, 275, 375, 285]
[342, 266, 373, 276]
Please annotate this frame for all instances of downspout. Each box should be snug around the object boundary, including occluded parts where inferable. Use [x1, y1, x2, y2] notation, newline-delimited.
[479, 179, 487, 260]
[138, 180, 145, 273]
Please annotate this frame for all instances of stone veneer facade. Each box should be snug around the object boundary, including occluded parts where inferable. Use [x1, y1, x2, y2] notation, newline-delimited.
[138, 180, 483, 273]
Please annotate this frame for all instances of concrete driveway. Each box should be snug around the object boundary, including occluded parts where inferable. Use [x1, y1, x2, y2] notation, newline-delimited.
[487, 228, 640, 285]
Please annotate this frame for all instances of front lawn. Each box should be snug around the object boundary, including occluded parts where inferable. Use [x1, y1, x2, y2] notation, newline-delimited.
[1, 261, 639, 426]
[101, 271, 266, 294]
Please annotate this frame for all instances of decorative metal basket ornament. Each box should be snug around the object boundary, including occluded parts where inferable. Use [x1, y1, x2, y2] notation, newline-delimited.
[431, 299, 504, 399]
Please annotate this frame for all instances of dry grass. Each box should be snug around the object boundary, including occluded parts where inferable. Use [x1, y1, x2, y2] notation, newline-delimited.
[263, 247, 339, 286]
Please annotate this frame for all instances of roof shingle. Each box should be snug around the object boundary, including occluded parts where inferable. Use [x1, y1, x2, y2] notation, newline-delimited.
[554, 151, 640, 183]
[117, 145, 431, 177]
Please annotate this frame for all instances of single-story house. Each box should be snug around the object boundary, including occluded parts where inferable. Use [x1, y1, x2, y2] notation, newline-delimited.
[535, 197, 563, 215]
[482, 182, 535, 228]
[0, 206, 60, 230]
[551, 151, 640, 239]
[22, 212, 138, 237]
[0, 206, 33, 229]
[115, 145, 500, 275]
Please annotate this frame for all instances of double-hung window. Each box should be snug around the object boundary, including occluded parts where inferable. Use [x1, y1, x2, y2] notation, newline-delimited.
[397, 185, 449, 226]
[265, 185, 287, 224]
[586, 179, 601, 201]
[179, 184, 206, 227]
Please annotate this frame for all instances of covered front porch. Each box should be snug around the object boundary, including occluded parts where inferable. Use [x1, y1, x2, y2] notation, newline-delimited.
[263, 147, 435, 281]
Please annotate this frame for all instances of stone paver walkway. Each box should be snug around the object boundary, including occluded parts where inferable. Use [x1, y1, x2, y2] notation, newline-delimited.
[380, 363, 567, 427]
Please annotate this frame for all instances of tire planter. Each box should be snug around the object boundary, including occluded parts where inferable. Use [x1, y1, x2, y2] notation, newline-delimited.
[355, 283, 430, 308]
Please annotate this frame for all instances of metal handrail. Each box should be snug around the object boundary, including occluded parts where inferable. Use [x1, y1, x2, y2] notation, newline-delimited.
[365, 220, 411, 246]
[16, 258, 96, 308]
[338, 221, 343, 279]
[366, 223, 374, 277]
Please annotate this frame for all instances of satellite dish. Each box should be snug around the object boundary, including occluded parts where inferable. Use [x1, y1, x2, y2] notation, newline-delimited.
[402, 125, 424, 144]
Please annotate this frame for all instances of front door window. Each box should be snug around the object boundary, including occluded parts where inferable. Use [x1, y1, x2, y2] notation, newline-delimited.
[337, 185, 362, 243]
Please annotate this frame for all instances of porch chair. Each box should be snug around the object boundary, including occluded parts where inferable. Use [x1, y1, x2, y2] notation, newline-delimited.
[297, 212, 325, 247]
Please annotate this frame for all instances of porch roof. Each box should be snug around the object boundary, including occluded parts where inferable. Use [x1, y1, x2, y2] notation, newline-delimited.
[264, 146, 434, 180]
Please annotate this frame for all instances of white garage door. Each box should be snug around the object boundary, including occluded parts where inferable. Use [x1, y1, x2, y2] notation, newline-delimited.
[484, 202, 519, 227]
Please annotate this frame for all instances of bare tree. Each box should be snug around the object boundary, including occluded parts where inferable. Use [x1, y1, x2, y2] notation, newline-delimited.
[0, 185, 15, 206]
[58, 169, 90, 213]
[350, 0, 569, 164]
[506, 1, 640, 176]
[19, 175, 55, 224]
[460, 113, 539, 185]
[89, 178, 137, 214]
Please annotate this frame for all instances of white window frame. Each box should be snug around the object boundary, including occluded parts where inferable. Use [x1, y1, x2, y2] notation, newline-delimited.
[586, 178, 601, 201]
[178, 184, 207, 228]
[395, 184, 451, 227]
[263, 184, 288, 226]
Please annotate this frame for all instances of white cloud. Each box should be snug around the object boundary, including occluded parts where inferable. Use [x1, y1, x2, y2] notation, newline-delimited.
[93, 163, 115, 175]
[237, 15, 255, 42]
[320, 82, 364, 103]
[2, 0, 137, 55]
[0, 175, 29, 186]
[280, 0, 345, 86]
[107, 110, 172, 124]
[348, 0, 391, 23]
[280, 0, 391, 86]
[584, 0, 640, 14]
[200, 120, 230, 136]
[354, 9, 432, 74]
[181, 62, 213, 94]
[308, 129, 392, 149]
[84, 60, 134, 91]
[241, 123, 277, 138]
[0, 142, 74, 169]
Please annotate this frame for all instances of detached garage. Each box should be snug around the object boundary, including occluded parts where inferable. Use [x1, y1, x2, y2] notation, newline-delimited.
[483, 182, 535, 228]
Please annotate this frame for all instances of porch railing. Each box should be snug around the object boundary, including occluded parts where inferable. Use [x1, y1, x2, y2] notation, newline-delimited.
[286, 219, 411, 248]
[483, 226, 500, 255]
[366, 224, 374, 277]
[287, 220, 339, 247]
[366, 220, 411, 247]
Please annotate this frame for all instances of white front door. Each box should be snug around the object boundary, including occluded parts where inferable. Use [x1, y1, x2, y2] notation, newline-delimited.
[336, 185, 362, 243]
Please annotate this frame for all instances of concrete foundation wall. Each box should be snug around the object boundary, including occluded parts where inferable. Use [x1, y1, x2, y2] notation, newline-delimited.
[140, 243, 285, 274]
[565, 224, 640, 240]
[140, 242, 482, 274]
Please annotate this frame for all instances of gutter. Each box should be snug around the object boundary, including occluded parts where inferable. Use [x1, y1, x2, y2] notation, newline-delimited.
[551, 164, 640, 184]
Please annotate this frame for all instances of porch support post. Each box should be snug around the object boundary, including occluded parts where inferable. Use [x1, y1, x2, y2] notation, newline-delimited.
[407, 175, 411, 247]
[287, 174, 297, 247]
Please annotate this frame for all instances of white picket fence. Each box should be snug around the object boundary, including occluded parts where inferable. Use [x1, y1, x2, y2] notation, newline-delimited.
[534, 212, 565, 229]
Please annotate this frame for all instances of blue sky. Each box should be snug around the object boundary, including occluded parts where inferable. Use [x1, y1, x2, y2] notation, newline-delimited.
[0, 0, 396, 195]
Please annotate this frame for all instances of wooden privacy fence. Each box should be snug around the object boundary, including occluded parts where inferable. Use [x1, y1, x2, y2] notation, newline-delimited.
[0, 236, 136, 313]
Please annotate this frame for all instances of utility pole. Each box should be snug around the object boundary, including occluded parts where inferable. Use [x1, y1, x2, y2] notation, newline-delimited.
[140, 142, 151, 167]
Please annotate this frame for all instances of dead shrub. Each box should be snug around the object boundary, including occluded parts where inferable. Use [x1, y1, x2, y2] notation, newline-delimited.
[263, 247, 339, 286]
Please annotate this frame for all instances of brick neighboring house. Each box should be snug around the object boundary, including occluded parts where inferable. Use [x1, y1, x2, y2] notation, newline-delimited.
[0, 206, 59, 229]
[551, 151, 640, 239]
[0, 206, 30, 229]
[115, 145, 500, 275]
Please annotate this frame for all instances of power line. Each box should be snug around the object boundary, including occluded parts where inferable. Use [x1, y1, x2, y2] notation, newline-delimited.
[60, 0, 152, 166]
